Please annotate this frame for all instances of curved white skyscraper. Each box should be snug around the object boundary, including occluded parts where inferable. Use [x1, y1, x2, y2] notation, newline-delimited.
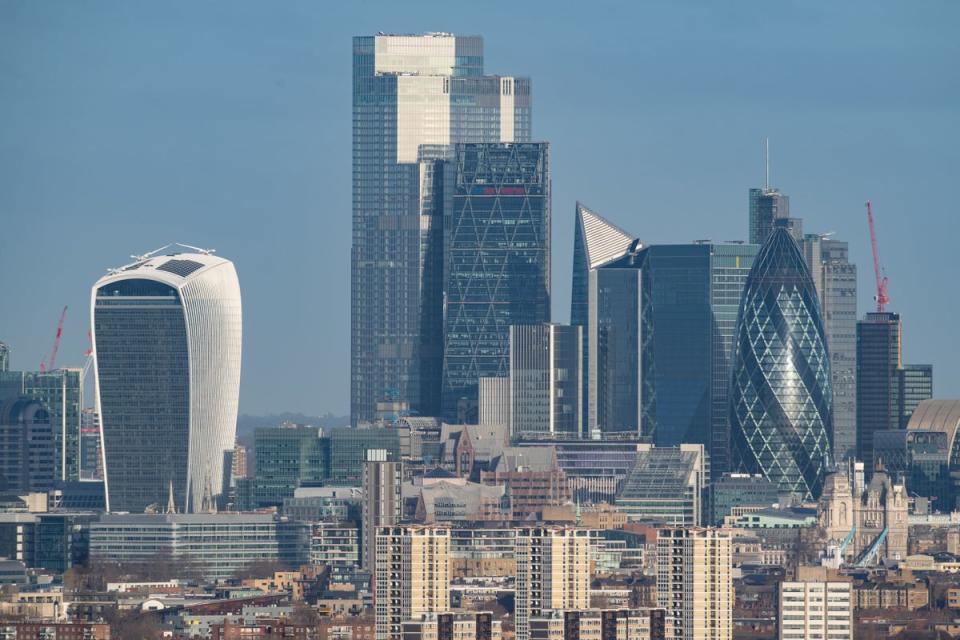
[91, 248, 241, 513]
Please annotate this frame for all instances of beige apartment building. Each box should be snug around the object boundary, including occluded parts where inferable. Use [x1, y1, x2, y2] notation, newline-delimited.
[515, 527, 592, 640]
[401, 612, 501, 640]
[529, 608, 666, 640]
[375, 526, 450, 640]
[656, 528, 733, 640]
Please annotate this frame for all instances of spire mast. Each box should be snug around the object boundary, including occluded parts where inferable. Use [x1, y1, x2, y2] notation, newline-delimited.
[764, 137, 770, 191]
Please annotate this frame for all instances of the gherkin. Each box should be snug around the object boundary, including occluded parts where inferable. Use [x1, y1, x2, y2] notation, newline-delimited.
[729, 225, 833, 500]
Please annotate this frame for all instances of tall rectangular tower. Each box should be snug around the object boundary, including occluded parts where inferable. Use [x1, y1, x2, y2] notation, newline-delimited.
[802, 236, 858, 461]
[441, 142, 551, 422]
[748, 187, 791, 245]
[656, 528, 732, 640]
[361, 449, 402, 573]
[352, 34, 532, 424]
[857, 312, 902, 472]
[514, 527, 591, 640]
[509, 324, 582, 439]
[375, 525, 450, 640]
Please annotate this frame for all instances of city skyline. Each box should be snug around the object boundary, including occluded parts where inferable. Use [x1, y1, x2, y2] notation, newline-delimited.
[2, 1, 958, 415]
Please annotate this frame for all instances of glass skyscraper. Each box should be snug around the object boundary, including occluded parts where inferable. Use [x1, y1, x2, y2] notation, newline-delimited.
[352, 34, 532, 424]
[749, 187, 793, 244]
[856, 312, 933, 474]
[636, 243, 758, 477]
[92, 250, 242, 513]
[509, 323, 581, 439]
[729, 226, 833, 500]
[570, 211, 757, 473]
[570, 203, 638, 431]
[802, 236, 858, 461]
[0, 368, 83, 482]
[440, 142, 550, 421]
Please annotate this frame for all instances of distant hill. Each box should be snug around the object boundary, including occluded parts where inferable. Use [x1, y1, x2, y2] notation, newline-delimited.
[235, 412, 350, 444]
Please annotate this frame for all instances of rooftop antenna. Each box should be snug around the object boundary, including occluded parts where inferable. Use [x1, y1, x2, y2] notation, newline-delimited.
[175, 243, 215, 255]
[165, 480, 176, 514]
[764, 137, 770, 191]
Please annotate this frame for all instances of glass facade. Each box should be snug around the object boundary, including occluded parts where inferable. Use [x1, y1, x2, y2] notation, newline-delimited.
[509, 324, 581, 439]
[94, 278, 190, 513]
[570, 204, 637, 432]
[856, 312, 933, 476]
[352, 34, 532, 424]
[0, 369, 83, 482]
[802, 236, 858, 461]
[584, 241, 756, 473]
[440, 142, 550, 421]
[856, 312, 900, 472]
[709, 473, 780, 526]
[748, 187, 791, 245]
[591, 265, 642, 436]
[89, 514, 310, 581]
[0, 398, 54, 493]
[93, 253, 242, 514]
[899, 364, 933, 428]
[729, 226, 833, 500]
[615, 444, 707, 526]
[327, 427, 402, 486]
[244, 426, 330, 510]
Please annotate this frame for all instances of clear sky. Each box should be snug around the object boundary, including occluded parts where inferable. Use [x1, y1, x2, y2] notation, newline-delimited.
[1, 1, 957, 415]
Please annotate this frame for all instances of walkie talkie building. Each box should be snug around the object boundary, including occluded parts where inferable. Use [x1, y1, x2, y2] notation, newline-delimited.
[729, 226, 833, 500]
[91, 248, 242, 513]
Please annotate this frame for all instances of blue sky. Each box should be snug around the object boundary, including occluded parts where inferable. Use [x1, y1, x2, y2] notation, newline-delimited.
[1, 1, 957, 415]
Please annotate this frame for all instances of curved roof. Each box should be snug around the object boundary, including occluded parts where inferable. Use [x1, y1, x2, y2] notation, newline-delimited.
[907, 399, 960, 450]
[94, 251, 233, 290]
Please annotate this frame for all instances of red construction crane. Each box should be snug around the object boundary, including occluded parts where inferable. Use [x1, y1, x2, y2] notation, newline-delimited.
[39, 305, 68, 373]
[865, 201, 889, 313]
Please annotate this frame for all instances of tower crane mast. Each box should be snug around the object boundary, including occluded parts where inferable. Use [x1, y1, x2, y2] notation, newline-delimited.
[40, 305, 68, 373]
[866, 201, 889, 313]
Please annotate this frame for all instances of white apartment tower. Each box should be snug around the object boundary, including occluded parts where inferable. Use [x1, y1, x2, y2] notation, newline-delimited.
[779, 581, 853, 640]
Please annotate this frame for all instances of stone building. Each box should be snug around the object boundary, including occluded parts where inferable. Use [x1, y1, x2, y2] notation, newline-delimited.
[818, 463, 907, 564]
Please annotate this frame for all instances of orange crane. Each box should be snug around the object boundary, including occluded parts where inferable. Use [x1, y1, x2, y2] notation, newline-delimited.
[39, 305, 67, 373]
[865, 201, 889, 313]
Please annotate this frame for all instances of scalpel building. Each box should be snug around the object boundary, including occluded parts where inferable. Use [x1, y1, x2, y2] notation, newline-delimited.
[91, 249, 242, 513]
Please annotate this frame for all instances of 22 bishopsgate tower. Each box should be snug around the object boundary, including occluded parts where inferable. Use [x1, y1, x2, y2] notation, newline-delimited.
[351, 34, 532, 423]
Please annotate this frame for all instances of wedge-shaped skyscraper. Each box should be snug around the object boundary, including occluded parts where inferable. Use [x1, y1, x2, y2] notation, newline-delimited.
[729, 225, 832, 500]
[569, 203, 639, 434]
[92, 248, 242, 513]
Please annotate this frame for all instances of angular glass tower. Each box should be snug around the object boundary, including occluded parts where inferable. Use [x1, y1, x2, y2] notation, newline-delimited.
[352, 34, 532, 424]
[729, 226, 833, 500]
[569, 203, 637, 431]
[92, 249, 242, 513]
[440, 142, 550, 421]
